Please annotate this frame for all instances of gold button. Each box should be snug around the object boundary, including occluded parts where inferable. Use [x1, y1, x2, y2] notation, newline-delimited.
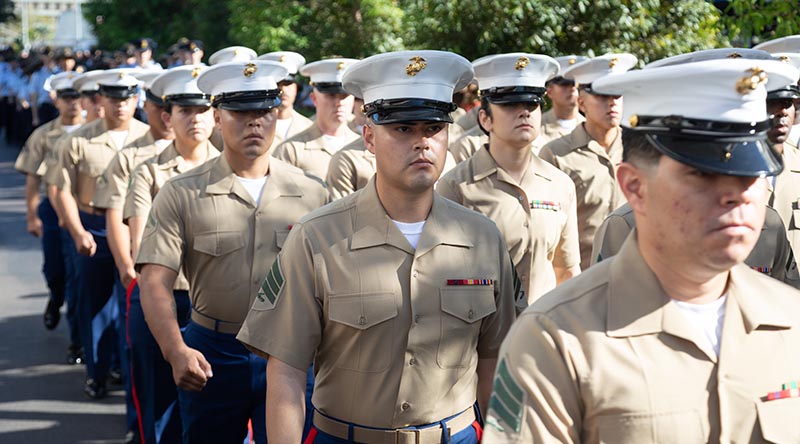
[401, 402, 410, 411]
[409, 358, 416, 366]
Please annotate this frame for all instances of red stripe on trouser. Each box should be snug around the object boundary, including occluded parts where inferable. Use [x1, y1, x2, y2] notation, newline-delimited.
[126, 279, 146, 444]
[303, 427, 318, 444]
[472, 420, 483, 441]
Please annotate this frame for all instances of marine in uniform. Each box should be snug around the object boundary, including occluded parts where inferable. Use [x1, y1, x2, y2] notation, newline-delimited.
[14, 71, 83, 352]
[437, 53, 581, 305]
[136, 60, 327, 444]
[539, 55, 587, 145]
[258, 51, 315, 147]
[272, 58, 360, 181]
[53, 69, 152, 399]
[483, 57, 800, 443]
[208, 46, 260, 149]
[238, 50, 518, 443]
[124, 65, 219, 444]
[539, 54, 638, 270]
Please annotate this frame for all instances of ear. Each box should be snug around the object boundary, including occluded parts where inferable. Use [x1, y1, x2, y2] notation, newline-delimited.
[160, 110, 171, 129]
[213, 109, 222, 129]
[576, 92, 586, 115]
[363, 124, 376, 155]
[310, 90, 319, 107]
[478, 108, 492, 134]
[616, 161, 649, 216]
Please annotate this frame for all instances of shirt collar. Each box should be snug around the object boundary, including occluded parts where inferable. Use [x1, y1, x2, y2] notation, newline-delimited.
[205, 155, 304, 207]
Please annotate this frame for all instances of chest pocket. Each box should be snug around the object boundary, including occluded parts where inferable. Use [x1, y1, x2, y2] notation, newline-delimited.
[193, 231, 245, 257]
[437, 286, 496, 369]
[79, 158, 108, 179]
[274, 229, 290, 250]
[597, 410, 705, 443]
[327, 292, 398, 372]
[757, 398, 800, 443]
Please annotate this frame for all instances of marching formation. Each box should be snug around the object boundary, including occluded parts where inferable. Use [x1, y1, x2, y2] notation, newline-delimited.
[11, 33, 800, 444]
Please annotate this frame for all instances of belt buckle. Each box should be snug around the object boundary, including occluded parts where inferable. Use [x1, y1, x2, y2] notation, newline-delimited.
[395, 429, 421, 444]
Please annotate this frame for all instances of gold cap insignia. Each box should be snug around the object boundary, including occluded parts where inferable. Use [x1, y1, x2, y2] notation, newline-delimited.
[118, 72, 125, 79]
[243, 63, 257, 77]
[233, 49, 239, 56]
[337, 61, 346, 71]
[406, 56, 427, 76]
[735, 67, 768, 95]
[161, 95, 166, 102]
[629, 114, 639, 127]
[779, 55, 790, 63]
[569, 57, 577, 65]
[279, 55, 286, 63]
[608, 57, 619, 68]
[515, 56, 530, 71]
[727, 52, 742, 59]
[190, 43, 197, 51]
[141, 41, 148, 49]
[191, 67, 202, 78]
[723, 150, 733, 161]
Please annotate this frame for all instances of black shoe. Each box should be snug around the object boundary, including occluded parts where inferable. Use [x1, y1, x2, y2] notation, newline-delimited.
[66, 345, 84, 365]
[108, 368, 123, 385]
[43, 300, 60, 330]
[83, 378, 107, 399]
[123, 429, 141, 444]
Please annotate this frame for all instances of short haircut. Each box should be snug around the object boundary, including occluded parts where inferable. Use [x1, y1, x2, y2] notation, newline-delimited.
[622, 127, 662, 167]
[477, 95, 491, 136]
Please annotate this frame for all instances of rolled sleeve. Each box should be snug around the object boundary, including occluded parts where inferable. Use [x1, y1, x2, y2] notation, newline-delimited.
[123, 162, 155, 221]
[93, 151, 129, 210]
[553, 181, 581, 269]
[477, 232, 518, 359]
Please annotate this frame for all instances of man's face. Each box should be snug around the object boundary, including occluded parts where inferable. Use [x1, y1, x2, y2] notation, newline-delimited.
[766, 98, 796, 144]
[546, 81, 578, 110]
[214, 107, 277, 158]
[480, 102, 542, 148]
[81, 95, 105, 120]
[364, 121, 448, 194]
[144, 100, 169, 134]
[277, 80, 298, 111]
[169, 104, 214, 144]
[56, 96, 81, 119]
[311, 89, 354, 128]
[135, 49, 152, 65]
[101, 94, 138, 126]
[578, 90, 623, 131]
[628, 155, 768, 273]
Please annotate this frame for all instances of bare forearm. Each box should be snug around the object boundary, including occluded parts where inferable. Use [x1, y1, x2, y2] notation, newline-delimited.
[139, 266, 184, 360]
[24, 175, 41, 219]
[129, 216, 146, 264]
[47, 185, 64, 221]
[477, 358, 497, 416]
[57, 188, 84, 238]
[555, 264, 581, 286]
[266, 358, 307, 443]
[106, 209, 133, 270]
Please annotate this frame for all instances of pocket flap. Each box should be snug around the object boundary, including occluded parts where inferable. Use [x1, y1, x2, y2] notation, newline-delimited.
[329, 292, 397, 330]
[757, 398, 800, 443]
[275, 229, 290, 250]
[440, 287, 496, 323]
[193, 231, 245, 256]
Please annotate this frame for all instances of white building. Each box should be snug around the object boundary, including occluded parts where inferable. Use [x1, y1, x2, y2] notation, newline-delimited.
[13, 0, 97, 49]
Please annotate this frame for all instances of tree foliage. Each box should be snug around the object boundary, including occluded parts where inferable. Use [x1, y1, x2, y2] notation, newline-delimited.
[720, 0, 800, 47]
[228, 0, 405, 60]
[83, 0, 232, 55]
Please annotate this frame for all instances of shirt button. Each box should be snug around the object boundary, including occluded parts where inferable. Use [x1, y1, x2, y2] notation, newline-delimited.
[358, 316, 366, 325]
[523, 221, 529, 227]
[409, 358, 416, 366]
[414, 315, 420, 323]
[401, 402, 410, 411]
[468, 309, 474, 319]
[518, 195, 524, 202]
[412, 270, 418, 278]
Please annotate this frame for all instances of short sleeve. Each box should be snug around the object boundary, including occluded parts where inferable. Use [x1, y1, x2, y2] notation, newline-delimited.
[93, 151, 130, 210]
[123, 162, 155, 221]
[237, 222, 323, 371]
[553, 180, 581, 269]
[15, 127, 46, 176]
[326, 150, 357, 200]
[54, 136, 80, 192]
[538, 144, 558, 167]
[43, 134, 69, 186]
[476, 232, 519, 359]
[135, 180, 185, 273]
[590, 213, 634, 265]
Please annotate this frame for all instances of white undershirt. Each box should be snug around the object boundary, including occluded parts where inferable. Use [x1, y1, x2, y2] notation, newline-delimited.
[672, 294, 727, 356]
[276, 118, 292, 139]
[154, 138, 172, 151]
[108, 130, 129, 150]
[62, 123, 81, 134]
[557, 118, 578, 131]
[236, 175, 268, 205]
[392, 220, 426, 249]
[322, 134, 348, 153]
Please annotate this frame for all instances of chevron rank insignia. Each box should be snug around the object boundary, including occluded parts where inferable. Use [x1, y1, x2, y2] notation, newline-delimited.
[486, 358, 525, 433]
[255, 258, 284, 310]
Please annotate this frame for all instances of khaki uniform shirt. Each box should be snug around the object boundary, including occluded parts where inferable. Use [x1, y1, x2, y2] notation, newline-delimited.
[272, 124, 360, 181]
[15, 118, 67, 178]
[93, 139, 164, 210]
[273, 109, 314, 148]
[539, 108, 585, 146]
[449, 126, 545, 165]
[125, 142, 220, 292]
[484, 234, 800, 443]
[135, 155, 327, 328]
[54, 119, 153, 208]
[437, 147, 580, 304]
[769, 139, 800, 254]
[539, 124, 625, 270]
[326, 138, 458, 201]
[44, 130, 81, 186]
[592, 202, 800, 287]
[237, 179, 518, 428]
[455, 106, 480, 131]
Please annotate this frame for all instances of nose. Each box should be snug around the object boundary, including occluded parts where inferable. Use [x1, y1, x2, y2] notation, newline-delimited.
[718, 175, 762, 207]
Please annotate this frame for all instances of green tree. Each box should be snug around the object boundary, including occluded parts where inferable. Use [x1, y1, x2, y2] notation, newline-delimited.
[83, 0, 232, 56]
[720, 0, 800, 47]
[402, 0, 727, 64]
[227, 0, 405, 60]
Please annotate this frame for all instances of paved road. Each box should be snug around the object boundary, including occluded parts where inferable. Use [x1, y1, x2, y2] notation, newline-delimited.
[0, 140, 126, 443]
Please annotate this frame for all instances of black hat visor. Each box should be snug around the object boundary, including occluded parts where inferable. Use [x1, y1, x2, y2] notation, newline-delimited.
[212, 90, 281, 111]
[365, 98, 457, 125]
[481, 86, 545, 105]
[99, 85, 139, 99]
[313, 82, 348, 95]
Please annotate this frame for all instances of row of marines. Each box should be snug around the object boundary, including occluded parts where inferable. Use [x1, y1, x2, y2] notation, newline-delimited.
[13, 35, 800, 443]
